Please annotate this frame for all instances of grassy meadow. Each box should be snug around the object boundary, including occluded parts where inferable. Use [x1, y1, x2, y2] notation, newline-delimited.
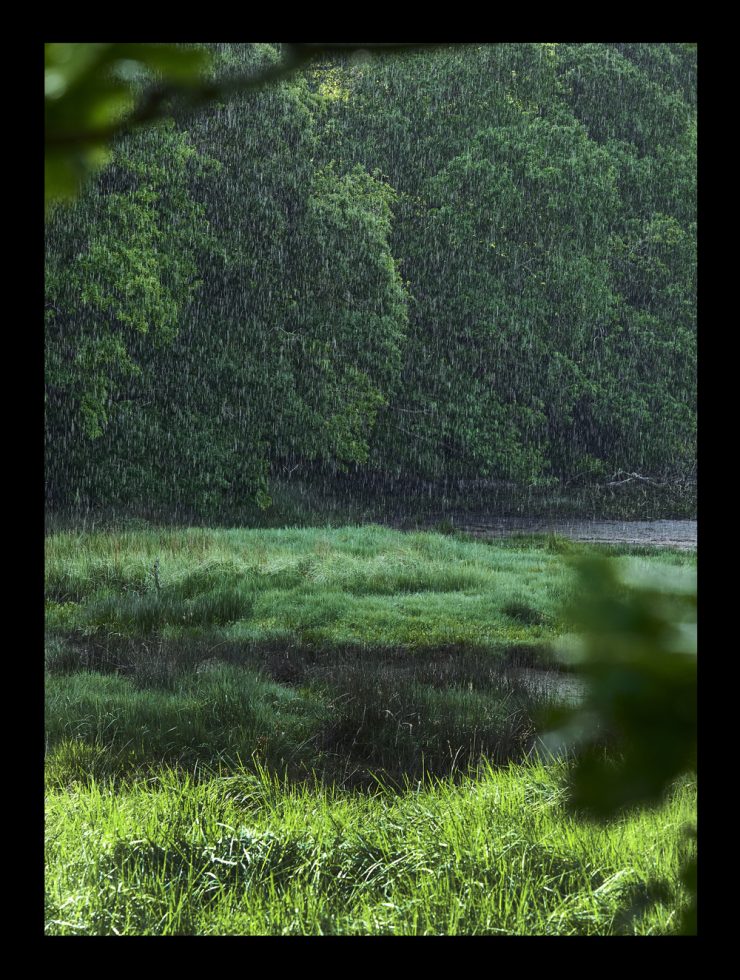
[45, 525, 697, 935]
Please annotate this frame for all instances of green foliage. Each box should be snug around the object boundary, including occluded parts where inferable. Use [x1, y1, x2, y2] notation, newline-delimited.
[45, 124, 212, 441]
[319, 42, 695, 485]
[46, 42, 695, 517]
[46, 44, 409, 514]
[546, 556, 697, 932]
[45, 43, 209, 208]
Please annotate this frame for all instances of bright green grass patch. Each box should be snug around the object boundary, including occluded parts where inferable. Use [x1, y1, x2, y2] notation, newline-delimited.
[45, 526, 695, 651]
[45, 761, 696, 936]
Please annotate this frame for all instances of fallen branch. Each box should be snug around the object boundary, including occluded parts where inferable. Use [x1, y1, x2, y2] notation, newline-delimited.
[605, 471, 666, 488]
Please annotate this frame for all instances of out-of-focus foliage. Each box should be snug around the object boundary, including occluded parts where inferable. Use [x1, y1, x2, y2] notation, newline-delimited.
[546, 557, 697, 932]
[45, 43, 209, 209]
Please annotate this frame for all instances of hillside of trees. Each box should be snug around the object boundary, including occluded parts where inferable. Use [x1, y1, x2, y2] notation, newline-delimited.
[45, 43, 696, 521]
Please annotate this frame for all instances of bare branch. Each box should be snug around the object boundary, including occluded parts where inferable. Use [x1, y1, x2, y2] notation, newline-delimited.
[605, 471, 666, 488]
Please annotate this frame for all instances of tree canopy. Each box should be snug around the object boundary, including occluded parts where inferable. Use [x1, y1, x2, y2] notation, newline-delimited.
[45, 42, 696, 519]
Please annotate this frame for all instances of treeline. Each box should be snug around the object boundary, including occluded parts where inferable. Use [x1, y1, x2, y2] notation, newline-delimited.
[45, 43, 696, 518]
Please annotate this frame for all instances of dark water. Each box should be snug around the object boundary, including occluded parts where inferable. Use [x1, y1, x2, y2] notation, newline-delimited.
[404, 517, 697, 549]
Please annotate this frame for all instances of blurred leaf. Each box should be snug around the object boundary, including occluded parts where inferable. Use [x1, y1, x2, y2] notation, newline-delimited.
[45, 43, 450, 211]
[45, 43, 209, 210]
[549, 556, 696, 815]
[545, 556, 697, 932]
[108, 44, 209, 82]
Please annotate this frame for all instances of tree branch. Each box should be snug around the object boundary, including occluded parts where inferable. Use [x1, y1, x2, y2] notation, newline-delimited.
[605, 471, 665, 487]
[46, 43, 457, 151]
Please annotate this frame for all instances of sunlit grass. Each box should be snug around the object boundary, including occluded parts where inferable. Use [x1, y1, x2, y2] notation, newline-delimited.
[45, 760, 696, 936]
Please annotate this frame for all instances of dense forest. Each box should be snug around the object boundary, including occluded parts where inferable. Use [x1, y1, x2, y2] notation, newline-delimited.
[45, 43, 697, 520]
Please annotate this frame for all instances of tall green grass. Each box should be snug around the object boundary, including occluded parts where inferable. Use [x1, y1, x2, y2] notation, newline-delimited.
[45, 667, 329, 782]
[45, 660, 549, 787]
[45, 761, 696, 935]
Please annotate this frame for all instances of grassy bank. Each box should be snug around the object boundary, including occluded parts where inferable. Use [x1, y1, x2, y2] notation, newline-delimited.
[45, 526, 696, 934]
[46, 525, 693, 653]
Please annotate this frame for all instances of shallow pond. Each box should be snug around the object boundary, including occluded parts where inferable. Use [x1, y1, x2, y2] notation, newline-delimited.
[403, 517, 697, 549]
